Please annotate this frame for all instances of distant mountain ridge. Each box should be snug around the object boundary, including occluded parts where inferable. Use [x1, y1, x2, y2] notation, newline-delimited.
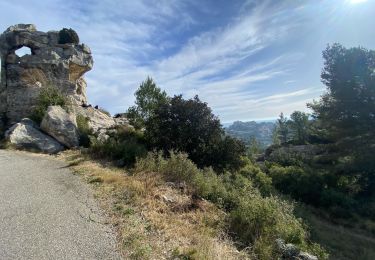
[225, 120, 275, 147]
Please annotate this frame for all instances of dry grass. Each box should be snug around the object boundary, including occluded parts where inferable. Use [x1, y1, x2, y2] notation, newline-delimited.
[59, 150, 250, 260]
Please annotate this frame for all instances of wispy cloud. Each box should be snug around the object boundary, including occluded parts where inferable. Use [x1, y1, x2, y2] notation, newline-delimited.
[2, 0, 372, 122]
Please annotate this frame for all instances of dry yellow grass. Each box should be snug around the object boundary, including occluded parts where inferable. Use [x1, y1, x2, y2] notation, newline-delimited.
[59, 150, 250, 260]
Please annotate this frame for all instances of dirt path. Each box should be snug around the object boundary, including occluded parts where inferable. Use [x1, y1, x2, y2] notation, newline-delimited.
[0, 150, 121, 260]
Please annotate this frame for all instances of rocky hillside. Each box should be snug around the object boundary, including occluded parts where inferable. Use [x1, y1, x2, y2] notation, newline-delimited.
[226, 120, 275, 146]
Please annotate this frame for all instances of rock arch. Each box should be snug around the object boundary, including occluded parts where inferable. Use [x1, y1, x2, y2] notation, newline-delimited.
[0, 24, 93, 125]
[14, 46, 33, 58]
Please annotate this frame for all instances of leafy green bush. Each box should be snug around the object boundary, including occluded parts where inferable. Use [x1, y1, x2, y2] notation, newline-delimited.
[238, 160, 273, 196]
[90, 126, 147, 167]
[135, 151, 327, 259]
[30, 85, 67, 124]
[145, 95, 246, 171]
[58, 28, 79, 44]
[76, 115, 93, 147]
[229, 196, 308, 259]
[268, 165, 326, 205]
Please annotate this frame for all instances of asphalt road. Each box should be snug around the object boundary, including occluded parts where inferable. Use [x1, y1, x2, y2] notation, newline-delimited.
[0, 150, 121, 260]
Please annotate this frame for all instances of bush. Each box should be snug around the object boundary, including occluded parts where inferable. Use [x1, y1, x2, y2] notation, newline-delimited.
[135, 151, 327, 259]
[238, 160, 273, 196]
[76, 115, 93, 147]
[229, 196, 308, 259]
[30, 85, 67, 124]
[90, 126, 147, 167]
[145, 95, 246, 171]
[58, 28, 79, 44]
[268, 165, 327, 205]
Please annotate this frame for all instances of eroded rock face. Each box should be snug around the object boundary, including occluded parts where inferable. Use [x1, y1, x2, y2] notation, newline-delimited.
[0, 24, 93, 125]
[5, 118, 64, 154]
[41, 106, 79, 148]
[74, 106, 116, 133]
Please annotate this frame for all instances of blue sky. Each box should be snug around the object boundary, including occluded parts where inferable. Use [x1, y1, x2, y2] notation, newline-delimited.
[1, 0, 374, 123]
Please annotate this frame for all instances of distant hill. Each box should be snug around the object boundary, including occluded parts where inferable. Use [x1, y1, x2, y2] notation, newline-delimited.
[225, 120, 275, 147]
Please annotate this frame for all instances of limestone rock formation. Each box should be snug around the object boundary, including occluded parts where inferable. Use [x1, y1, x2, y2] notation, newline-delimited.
[5, 118, 64, 154]
[0, 24, 93, 125]
[41, 106, 79, 148]
[74, 106, 116, 133]
[0, 24, 131, 152]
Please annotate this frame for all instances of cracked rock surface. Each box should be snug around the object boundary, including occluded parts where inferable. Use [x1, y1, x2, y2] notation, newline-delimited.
[0, 24, 93, 125]
[0, 150, 121, 260]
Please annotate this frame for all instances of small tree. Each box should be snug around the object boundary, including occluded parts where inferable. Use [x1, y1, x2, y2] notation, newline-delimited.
[247, 136, 262, 158]
[145, 95, 246, 171]
[127, 77, 169, 129]
[308, 44, 375, 196]
[272, 126, 281, 145]
[288, 111, 310, 144]
[31, 85, 67, 124]
[276, 112, 289, 144]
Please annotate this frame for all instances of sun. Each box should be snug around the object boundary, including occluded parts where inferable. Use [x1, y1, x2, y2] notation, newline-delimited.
[350, 0, 368, 4]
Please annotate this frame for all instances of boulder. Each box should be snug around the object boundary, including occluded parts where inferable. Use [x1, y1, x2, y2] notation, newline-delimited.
[41, 106, 79, 148]
[5, 119, 63, 154]
[74, 106, 116, 133]
[276, 239, 318, 260]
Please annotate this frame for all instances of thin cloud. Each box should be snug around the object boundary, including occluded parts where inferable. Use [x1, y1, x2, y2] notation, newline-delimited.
[2, 0, 368, 121]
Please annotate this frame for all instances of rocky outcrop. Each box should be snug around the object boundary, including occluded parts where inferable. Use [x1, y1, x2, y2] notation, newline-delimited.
[5, 118, 63, 153]
[276, 239, 318, 260]
[74, 106, 116, 133]
[41, 106, 79, 148]
[0, 24, 93, 125]
[0, 24, 132, 153]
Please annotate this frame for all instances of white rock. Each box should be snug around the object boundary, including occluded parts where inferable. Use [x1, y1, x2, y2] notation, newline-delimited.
[5, 119, 63, 154]
[41, 106, 79, 148]
[74, 106, 116, 133]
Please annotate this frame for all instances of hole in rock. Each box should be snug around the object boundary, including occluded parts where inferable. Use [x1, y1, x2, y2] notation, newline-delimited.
[15, 46, 32, 57]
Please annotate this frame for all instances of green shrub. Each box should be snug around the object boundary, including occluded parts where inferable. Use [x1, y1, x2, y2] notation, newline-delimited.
[90, 126, 147, 167]
[267, 148, 306, 167]
[76, 115, 93, 147]
[238, 159, 273, 196]
[135, 151, 327, 259]
[229, 196, 308, 259]
[30, 85, 67, 124]
[58, 28, 79, 44]
[145, 95, 246, 172]
[269, 165, 327, 205]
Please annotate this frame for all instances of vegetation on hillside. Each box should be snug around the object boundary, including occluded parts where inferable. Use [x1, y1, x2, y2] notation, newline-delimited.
[83, 77, 329, 258]
[30, 85, 67, 124]
[32, 43, 373, 259]
[267, 44, 375, 223]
